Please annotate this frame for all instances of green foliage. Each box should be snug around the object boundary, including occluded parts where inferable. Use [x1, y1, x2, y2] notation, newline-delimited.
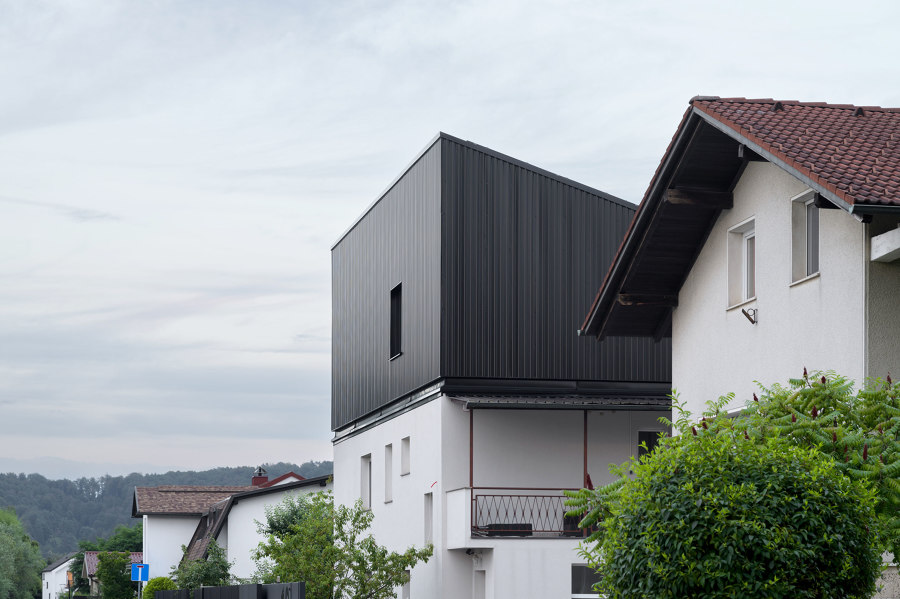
[744, 370, 900, 558]
[142, 576, 176, 599]
[0, 507, 44, 599]
[170, 539, 232, 591]
[0, 461, 332, 559]
[70, 522, 143, 593]
[95, 551, 137, 599]
[566, 394, 882, 599]
[253, 491, 432, 599]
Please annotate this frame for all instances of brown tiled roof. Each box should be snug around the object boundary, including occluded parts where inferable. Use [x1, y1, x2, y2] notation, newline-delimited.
[82, 551, 142, 577]
[692, 97, 900, 207]
[133, 486, 252, 515]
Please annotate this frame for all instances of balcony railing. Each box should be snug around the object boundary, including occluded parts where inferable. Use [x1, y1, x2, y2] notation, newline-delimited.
[470, 487, 585, 538]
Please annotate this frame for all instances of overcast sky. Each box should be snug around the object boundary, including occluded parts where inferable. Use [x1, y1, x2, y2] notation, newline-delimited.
[1, 0, 898, 479]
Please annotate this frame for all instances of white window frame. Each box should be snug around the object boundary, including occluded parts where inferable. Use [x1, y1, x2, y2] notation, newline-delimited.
[791, 190, 820, 283]
[727, 217, 756, 308]
[400, 436, 411, 476]
[384, 444, 393, 503]
[360, 454, 372, 510]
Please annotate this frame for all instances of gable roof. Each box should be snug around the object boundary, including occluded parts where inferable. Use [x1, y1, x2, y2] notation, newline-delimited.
[182, 475, 331, 563]
[258, 471, 305, 487]
[132, 486, 253, 516]
[580, 96, 900, 340]
[42, 552, 76, 574]
[82, 551, 142, 578]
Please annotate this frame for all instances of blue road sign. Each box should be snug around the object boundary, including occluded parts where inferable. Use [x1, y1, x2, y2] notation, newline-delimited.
[131, 563, 149, 582]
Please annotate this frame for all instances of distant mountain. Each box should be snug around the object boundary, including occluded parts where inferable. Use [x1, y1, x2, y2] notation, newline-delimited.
[0, 460, 333, 559]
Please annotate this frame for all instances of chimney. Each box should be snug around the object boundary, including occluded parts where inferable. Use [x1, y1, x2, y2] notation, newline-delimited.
[251, 466, 268, 486]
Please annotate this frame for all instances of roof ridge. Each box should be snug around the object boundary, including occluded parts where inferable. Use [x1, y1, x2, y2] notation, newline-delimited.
[692, 96, 898, 113]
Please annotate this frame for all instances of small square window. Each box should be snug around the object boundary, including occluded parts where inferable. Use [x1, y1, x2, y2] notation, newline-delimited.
[727, 218, 756, 306]
[792, 191, 819, 281]
[572, 564, 601, 597]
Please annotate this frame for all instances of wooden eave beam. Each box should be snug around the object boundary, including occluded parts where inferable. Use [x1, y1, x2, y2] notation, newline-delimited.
[664, 188, 733, 210]
[617, 293, 678, 307]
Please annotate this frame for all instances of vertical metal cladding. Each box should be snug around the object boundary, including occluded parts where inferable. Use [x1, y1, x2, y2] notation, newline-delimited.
[331, 140, 442, 431]
[439, 137, 671, 383]
[332, 135, 672, 431]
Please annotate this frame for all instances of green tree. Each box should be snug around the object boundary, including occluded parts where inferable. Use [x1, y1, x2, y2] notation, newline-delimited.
[0, 507, 44, 599]
[142, 576, 176, 599]
[744, 370, 900, 557]
[566, 395, 882, 599]
[170, 539, 231, 591]
[253, 491, 432, 599]
[70, 522, 143, 594]
[95, 551, 136, 599]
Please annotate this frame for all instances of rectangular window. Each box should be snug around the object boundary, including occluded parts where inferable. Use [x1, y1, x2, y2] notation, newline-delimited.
[572, 564, 601, 598]
[474, 570, 486, 599]
[384, 444, 393, 503]
[361, 454, 372, 510]
[401, 570, 410, 599]
[400, 436, 411, 475]
[638, 430, 661, 459]
[390, 284, 402, 359]
[424, 492, 433, 544]
[792, 191, 820, 281]
[727, 218, 756, 306]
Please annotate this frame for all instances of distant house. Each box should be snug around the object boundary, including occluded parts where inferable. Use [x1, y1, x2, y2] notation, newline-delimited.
[331, 133, 671, 598]
[41, 552, 75, 599]
[581, 97, 900, 417]
[133, 469, 331, 580]
[81, 551, 142, 596]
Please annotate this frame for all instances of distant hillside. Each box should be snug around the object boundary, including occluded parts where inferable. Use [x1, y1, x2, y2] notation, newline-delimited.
[0, 460, 332, 559]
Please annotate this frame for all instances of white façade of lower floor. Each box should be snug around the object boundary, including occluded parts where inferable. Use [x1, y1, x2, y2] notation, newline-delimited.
[333, 392, 669, 599]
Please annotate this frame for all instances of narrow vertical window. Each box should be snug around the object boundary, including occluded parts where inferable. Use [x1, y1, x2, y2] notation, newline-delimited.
[384, 444, 393, 503]
[361, 454, 372, 510]
[423, 492, 433, 544]
[400, 436, 411, 475]
[727, 218, 756, 306]
[474, 570, 486, 599]
[806, 200, 819, 275]
[401, 570, 411, 599]
[744, 231, 755, 300]
[390, 284, 402, 359]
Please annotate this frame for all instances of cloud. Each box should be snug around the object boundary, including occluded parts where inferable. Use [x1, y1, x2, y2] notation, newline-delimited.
[0, 195, 120, 222]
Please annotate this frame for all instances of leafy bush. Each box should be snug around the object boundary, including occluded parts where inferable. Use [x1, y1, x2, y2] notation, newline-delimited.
[143, 576, 177, 598]
[253, 491, 432, 599]
[567, 397, 882, 599]
[745, 370, 900, 557]
[170, 539, 232, 591]
[0, 508, 44, 599]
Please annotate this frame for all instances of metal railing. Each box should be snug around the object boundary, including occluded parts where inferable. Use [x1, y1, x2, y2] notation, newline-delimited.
[470, 487, 585, 538]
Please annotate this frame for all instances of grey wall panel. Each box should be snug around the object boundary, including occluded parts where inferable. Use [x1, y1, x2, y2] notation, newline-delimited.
[331, 141, 442, 430]
[440, 138, 670, 384]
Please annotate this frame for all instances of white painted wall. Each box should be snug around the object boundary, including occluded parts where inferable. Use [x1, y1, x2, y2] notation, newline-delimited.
[142, 514, 201, 579]
[41, 558, 73, 599]
[224, 482, 333, 580]
[673, 162, 867, 417]
[867, 214, 900, 381]
[334, 395, 668, 598]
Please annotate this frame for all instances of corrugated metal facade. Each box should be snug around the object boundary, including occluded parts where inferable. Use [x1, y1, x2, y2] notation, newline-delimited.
[332, 134, 671, 431]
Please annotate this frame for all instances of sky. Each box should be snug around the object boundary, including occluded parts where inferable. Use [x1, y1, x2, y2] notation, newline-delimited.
[1, 0, 899, 480]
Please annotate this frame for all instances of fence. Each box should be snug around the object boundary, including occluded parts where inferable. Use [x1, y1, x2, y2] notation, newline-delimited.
[155, 582, 304, 599]
[471, 488, 584, 537]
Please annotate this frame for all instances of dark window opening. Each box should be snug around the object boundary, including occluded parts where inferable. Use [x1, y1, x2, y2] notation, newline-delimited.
[572, 564, 601, 595]
[638, 430, 661, 459]
[390, 284, 402, 359]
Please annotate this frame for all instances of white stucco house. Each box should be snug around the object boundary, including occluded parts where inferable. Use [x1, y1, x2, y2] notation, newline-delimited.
[331, 134, 671, 599]
[581, 96, 900, 419]
[133, 470, 330, 580]
[580, 96, 900, 597]
[41, 553, 74, 599]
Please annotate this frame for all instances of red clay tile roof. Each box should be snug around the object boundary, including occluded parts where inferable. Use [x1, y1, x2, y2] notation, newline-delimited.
[692, 97, 900, 207]
[133, 486, 253, 515]
[82, 551, 142, 577]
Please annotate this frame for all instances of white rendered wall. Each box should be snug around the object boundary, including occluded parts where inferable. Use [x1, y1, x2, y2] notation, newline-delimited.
[866, 215, 900, 381]
[673, 162, 867, 417]
[142, 514, 201, 579]
[225, 482, 333, 580]
[334, 396, 668, 598]
[41, 559, 73, 599]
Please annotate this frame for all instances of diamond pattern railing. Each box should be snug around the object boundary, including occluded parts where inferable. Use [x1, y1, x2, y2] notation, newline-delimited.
[471, 488, 584, 538]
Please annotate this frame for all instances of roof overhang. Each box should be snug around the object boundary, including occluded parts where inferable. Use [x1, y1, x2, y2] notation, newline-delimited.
[581, 99, 900, 340]
[451, 394, 670, 410]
